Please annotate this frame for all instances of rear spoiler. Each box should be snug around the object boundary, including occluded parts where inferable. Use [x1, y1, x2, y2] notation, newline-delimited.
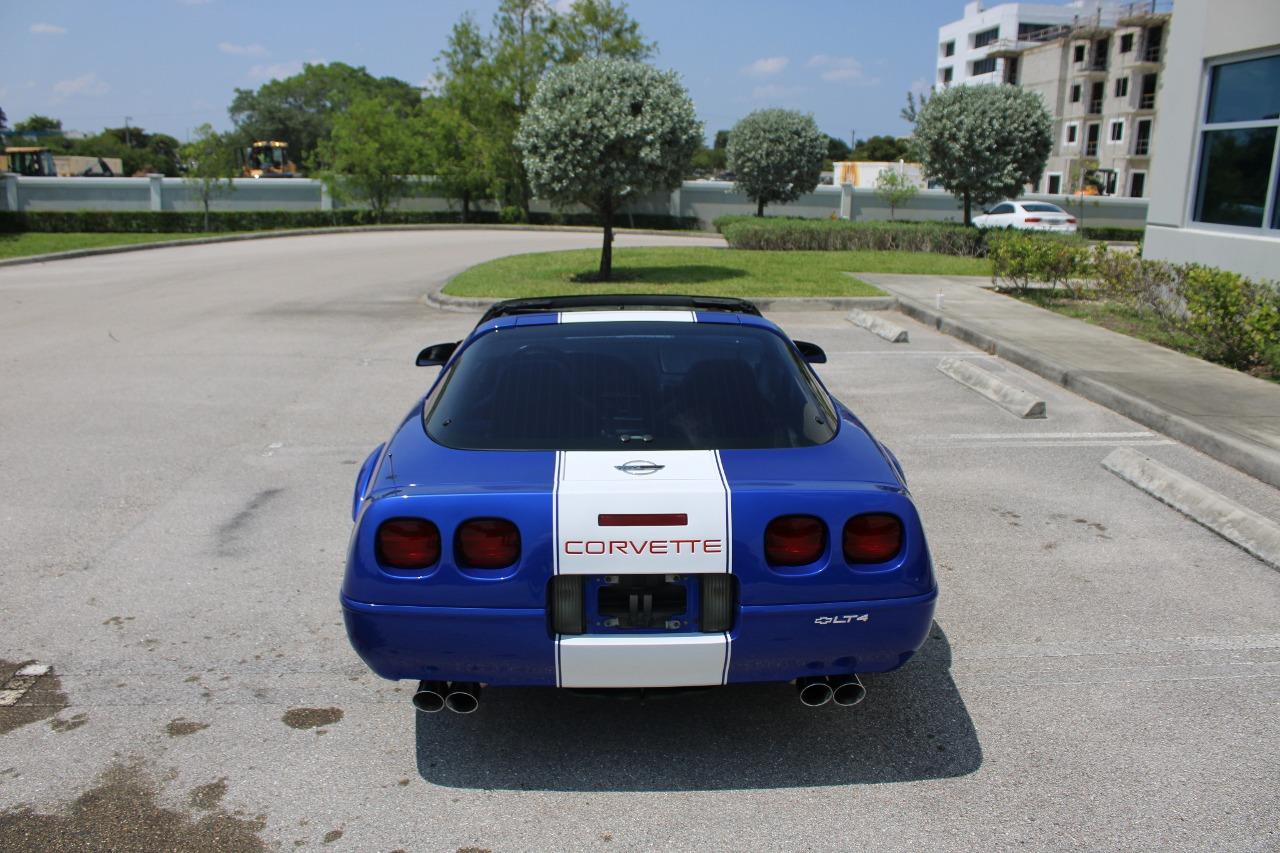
[477, 294, 763, 325]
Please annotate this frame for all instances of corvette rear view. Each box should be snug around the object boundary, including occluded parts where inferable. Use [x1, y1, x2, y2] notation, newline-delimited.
[340, 295, 937, 713]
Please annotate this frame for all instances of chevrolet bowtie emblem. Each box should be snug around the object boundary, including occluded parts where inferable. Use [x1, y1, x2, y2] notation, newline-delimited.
[615, 460, 664, 475]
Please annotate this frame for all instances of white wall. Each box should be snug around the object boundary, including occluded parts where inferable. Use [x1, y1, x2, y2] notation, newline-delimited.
[1142, 0, 1280, 280]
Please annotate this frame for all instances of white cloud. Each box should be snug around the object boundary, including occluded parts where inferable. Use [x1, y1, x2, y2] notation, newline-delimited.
[742, 56, 789, 77]
[218, 41, 268, 56]
[807, 54, 879, 86]
[248, 60, 305, 81]
[751, 83, 806, 101]
[30, 22, 67, 35]
[53, 72, 110, 98]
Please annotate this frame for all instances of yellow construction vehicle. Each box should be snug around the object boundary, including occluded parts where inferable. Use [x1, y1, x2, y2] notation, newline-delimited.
[1, 147, 58, 176]
[241, 140, 299, 178]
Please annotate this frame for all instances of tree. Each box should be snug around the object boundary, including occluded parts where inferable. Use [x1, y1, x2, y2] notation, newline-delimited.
[430, 14, 502, 219]
[551, 0, 654, 63]
[874, 168, 918, 219]
[911, 84, 1051, 224]
[713, 129, 730, 151]
[228, 62, 420, 170]
[900, 89, 931, 124]
[726, 109, 826, 217]
[518, 58, 701, 280]
[179, 124, 238, 230]
[851, 134, 910, 162]
[13, 115, 64, 140]
[488, 0, 556, 217]
[316, 96, 426, 222]
[826, 135, 852, 164]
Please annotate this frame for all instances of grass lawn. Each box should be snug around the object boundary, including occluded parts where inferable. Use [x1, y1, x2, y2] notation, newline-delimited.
[444, 246, 992, 298]
[0, 232, 228, 260]
[1010, 289, 1201, 353]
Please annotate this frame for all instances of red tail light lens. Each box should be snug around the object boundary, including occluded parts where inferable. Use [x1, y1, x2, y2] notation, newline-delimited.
[843, 513, 903, 563]
[765, 515, 826, 566]
[376, 518, 440, 569]
[1024, 217, 1043, 223]
[1067, 217, 1078, 224]
[457, 518, 521, 568]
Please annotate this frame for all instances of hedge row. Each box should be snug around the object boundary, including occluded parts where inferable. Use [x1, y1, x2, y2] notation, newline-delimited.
[0, 209, 701, 234]
[719, 217, 990, 257]
[1079, 226, 1145, 243]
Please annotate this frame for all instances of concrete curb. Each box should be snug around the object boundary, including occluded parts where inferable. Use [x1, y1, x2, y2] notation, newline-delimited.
[1102, 448, 1280, 570]
[937, 356, 1046, 419]
[846, 308, 910, 342]
[426, 283, 895, 314]
[893, 293, 1280, 490]
[0, 224, 721, 269]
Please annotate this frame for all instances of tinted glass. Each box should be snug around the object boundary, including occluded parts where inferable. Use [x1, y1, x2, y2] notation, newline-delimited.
[1207, 55, 1280, 123]
[1020, 203, 1066, 213]
[1193, 127, 1277, 227]
[425, 322, 837, 451]
[990, 203, 1015, 214]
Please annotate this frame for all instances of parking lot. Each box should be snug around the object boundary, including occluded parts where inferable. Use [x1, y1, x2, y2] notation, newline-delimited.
[0, 231, 1276, 851]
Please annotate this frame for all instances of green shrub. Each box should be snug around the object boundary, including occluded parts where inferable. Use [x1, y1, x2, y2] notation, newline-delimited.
[1080, 226, 1144, 243]
[0, 209, 699, 234]
[988, 229, 1090, 294]
[1181, 266, 1280, 371]
[719, 218, 988, 256]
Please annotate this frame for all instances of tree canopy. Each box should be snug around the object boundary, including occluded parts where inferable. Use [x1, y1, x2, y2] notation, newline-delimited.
[550, 0, 655, 63]
[228, 62, 421, 170]
[180, 124, 238, 229]
[911, 84, 1052, 223]
[850, 134, 911, 162]
[517, 57, 700, 279]
[726, 109, 826, 216]
[316, 96, 427, 222]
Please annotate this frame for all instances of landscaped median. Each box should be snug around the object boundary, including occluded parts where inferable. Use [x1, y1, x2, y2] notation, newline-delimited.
[0, 231, 229, 261]
[442, 246, 991, 298]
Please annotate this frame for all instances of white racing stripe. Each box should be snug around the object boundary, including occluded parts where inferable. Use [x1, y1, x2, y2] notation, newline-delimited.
[554, 450, 733, 688]
[558, 310, 696, 324]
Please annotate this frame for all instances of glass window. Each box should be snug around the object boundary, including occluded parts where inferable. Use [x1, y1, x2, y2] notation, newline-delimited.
[1070, 84, 1082, 103]
[1120, 33, 1133, 54]
[1067, 123, 1079, 143]
[425, 322, 837, 451]
[1115, 77, 1128, 98]
[943, 40, 955, 57]
[1047, 175, 1061, 194]
[1021, 203, 1066, 213]
[1193, 128, 1277, 227]
[1206, 55, 1280, 123]
[1074, 44, 1086, 63]
[973, 27, 999, 48]
[971, 57, 996, 76]
[990, 203, 1015, 214]
[1110, 120, 1124, 142]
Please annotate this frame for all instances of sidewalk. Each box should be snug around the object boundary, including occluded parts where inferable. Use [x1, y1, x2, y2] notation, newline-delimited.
[858, 273, 1280, 490]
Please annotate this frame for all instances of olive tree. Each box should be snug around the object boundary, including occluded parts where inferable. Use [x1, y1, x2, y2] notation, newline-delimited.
[874, 168, 918, 220]
[517, 58, 701, 280]
[912, 84, 1052, 224]
[179, 124, 238, 231]
[726, 109, 826, 217]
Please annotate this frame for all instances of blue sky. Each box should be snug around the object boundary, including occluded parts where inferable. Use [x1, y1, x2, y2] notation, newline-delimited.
[1, 0, 967, 145]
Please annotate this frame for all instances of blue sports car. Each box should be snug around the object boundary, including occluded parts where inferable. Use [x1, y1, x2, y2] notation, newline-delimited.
[341, 295, 937, 713]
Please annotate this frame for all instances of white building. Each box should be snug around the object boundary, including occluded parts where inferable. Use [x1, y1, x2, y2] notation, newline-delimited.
[937, 1, 1120, 86]
[1141, 0, 1280, 280]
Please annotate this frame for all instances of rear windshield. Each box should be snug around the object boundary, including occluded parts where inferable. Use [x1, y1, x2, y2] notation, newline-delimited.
[1020, 202, 1066, 213]
[425, 321, 837, 451]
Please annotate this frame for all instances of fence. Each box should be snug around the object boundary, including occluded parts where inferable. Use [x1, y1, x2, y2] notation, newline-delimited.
[0, 174, 1149, 230]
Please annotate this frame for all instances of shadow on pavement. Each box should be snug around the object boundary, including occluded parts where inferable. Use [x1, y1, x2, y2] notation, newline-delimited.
[414, 623, 980, 791]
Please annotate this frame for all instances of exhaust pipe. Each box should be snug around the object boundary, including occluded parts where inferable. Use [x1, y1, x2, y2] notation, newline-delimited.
[831, 674, 866, 707]
[444, 681, 481, 714]
[412, 680, 447, 713]
[796, 676, 833, 707]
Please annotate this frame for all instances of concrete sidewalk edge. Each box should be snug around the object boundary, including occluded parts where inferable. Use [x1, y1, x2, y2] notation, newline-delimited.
[893, 293, 1280, 490]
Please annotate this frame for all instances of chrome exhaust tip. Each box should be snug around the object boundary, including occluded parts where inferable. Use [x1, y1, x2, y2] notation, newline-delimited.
[444, 681, 481, 714]
[796, 676, 833, 707]
[412, 680, 447, 714]
[831, 674, 866, 707]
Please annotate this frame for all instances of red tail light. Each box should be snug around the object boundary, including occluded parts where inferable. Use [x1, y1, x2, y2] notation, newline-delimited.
[843, 513, 903, 563]
[1067, 217, 1078, 224]
[765, 515, 826, 566]
[376, 518, 440, 569]
[457, 518, 521, 568]
[1024, 217, 1043, 223]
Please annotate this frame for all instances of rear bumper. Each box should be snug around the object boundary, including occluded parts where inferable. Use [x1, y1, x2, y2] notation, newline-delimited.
[341, 587, 937, 686]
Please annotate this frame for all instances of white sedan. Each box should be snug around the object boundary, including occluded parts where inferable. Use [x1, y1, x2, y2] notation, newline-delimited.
[972, 201, 1078, 233]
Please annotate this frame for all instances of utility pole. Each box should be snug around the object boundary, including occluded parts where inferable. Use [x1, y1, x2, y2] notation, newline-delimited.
[124, 116, 132, 147]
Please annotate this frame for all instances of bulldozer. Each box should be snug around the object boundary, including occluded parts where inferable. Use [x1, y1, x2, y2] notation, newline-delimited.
[1, 147, 58, 176]
[241, 140, 299, 178]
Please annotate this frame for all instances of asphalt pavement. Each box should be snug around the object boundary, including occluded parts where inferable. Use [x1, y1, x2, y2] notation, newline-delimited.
[0, 231, 1276, 851]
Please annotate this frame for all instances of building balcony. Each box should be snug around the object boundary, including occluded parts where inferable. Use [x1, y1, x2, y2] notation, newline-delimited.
[1117, 1, 1173, 28]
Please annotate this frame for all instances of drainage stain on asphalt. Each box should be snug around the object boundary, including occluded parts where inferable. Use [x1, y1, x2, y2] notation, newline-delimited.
[50, 712, 89, 733]
[282, 707, 343, 730]
[189, 778, 228, 811]
[0, 762, 267, 852]
[166, 718, 210, 737]
[0, 660, 68, 737]
[217, 489, 284, 555]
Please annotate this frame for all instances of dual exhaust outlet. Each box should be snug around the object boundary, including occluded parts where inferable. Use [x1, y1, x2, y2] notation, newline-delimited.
[412, 680, 480, 714]
[796, 674, 866, 707]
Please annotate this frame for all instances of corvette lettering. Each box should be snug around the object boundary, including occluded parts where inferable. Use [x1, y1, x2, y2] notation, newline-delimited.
[563, 539, 723, 556]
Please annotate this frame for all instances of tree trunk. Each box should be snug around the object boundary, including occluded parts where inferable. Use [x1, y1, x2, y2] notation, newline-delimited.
[203, 196, 210, 232]
[756, 198, 765, 217]
[599, 196, 614, 282]
[461, 191, 470, 224]
[963, 191, 972, 226]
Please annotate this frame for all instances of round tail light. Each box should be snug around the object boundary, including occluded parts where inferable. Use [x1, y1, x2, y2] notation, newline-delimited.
[457, 518, 521, 568]
[764, 515, 826, 566]
[376, 518, 440, 569]
[843, 513, 903, 563]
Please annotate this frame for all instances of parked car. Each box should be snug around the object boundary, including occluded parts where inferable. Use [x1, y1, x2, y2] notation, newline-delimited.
[972, 200, 1078, 233]
[341, 295, 938, 714]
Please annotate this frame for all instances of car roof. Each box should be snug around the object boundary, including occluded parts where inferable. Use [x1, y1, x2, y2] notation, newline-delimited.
[477, 294, 762, 324]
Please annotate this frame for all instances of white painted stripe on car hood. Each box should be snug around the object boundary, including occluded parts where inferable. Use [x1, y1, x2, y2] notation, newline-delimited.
[558, 310, 696, 324]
